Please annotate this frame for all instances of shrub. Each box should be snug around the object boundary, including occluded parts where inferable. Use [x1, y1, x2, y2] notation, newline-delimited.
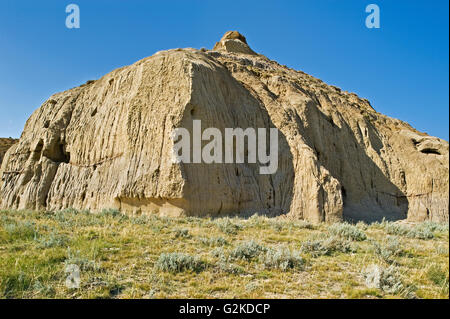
[199, 236, 228, 247]
[356, 221, 368, 230]
[374, 219, 407, 235]
[364, 264, 415, 298]
[372, 236, 403, 264]
[65, 248, 102, 272]
[155, 253, 205, 273]
[261, 247, 304, 271]
[435, 245, 449, 256]
[99, 208, 123, 218]
[185, 216, 206, 227]
[301, 236, 354, 257]
[4, 221, 38, 241]
[213, 218, 242, 235]
[269, 220, 285, 232]
[230, 240, 266, 260]
[379, 220, 439, 240]
[49, 209, 92, 227]
[419, 221, 449, 233]
[247, 214, 267, 227]
[37, 232, 68, 248]
[173, 229, 191, 239]
[293, 220, 315, 230]
[217, 261, 244, 274]
[131, 215, 155, 225]
[210, 247, 226, 260]
[267, 219, 314, 232]
[407, 225, 434, 240]
[328, 223, 367, 241]
[245, 282, 259, 292]
[58, 208, 81, 215]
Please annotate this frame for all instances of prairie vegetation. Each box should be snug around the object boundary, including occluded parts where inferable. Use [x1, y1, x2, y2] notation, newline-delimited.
[0, 209, 448, 299]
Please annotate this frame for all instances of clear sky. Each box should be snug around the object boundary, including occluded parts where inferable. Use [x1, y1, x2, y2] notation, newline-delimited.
[0, 0, 448, 140]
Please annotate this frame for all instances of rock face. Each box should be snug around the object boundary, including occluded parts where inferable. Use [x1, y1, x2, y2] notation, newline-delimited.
[1, 32, 448, 223]
[0, 138, 17, 166]
[213, 31, 257, 56]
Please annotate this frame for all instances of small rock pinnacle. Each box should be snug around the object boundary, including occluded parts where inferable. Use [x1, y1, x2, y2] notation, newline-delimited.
[213, 31, 256, 55]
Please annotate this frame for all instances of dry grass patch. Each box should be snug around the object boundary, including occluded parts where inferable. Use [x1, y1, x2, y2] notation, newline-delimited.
[0, 210, 447, 299]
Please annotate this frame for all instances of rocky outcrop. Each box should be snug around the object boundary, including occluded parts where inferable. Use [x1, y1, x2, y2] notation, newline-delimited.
[213, 31, 257, 56]
[0, 32, 448, 223]
[0, 138, 17, 166]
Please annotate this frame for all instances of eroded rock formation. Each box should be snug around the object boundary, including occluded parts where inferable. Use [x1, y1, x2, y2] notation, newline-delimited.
[0, 138, 17, 166]
[1, 31, 448, 222]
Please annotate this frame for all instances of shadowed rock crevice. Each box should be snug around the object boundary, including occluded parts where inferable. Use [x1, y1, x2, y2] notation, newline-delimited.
[42, 138, 70, 163]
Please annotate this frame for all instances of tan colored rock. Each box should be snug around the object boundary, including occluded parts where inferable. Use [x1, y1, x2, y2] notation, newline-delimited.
[213, 31, 257, 55]
[0, 32, 448, 223]
[0, 138, 17, 166]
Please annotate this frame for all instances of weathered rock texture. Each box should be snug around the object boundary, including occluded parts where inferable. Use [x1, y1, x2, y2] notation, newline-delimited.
[213, 31, 257, 56]
[0, 138, 17, 166]
[1, 32, 448, 223]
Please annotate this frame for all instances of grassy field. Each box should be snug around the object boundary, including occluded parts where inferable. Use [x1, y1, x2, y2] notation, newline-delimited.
[0, 209, 448, 299]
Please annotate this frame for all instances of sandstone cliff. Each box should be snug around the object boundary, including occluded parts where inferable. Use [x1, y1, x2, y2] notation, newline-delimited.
[0, 138, 17, 166]
[1, 32, 448, 223]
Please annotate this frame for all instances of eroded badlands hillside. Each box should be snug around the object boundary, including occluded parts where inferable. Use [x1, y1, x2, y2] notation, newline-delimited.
[0, 31, 448, 223]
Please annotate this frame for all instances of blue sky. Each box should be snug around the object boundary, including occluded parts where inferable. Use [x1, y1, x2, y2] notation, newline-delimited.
[0, 0, 448, 140]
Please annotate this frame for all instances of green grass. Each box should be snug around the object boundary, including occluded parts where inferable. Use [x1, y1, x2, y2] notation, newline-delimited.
[0, 209, 448, 299]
